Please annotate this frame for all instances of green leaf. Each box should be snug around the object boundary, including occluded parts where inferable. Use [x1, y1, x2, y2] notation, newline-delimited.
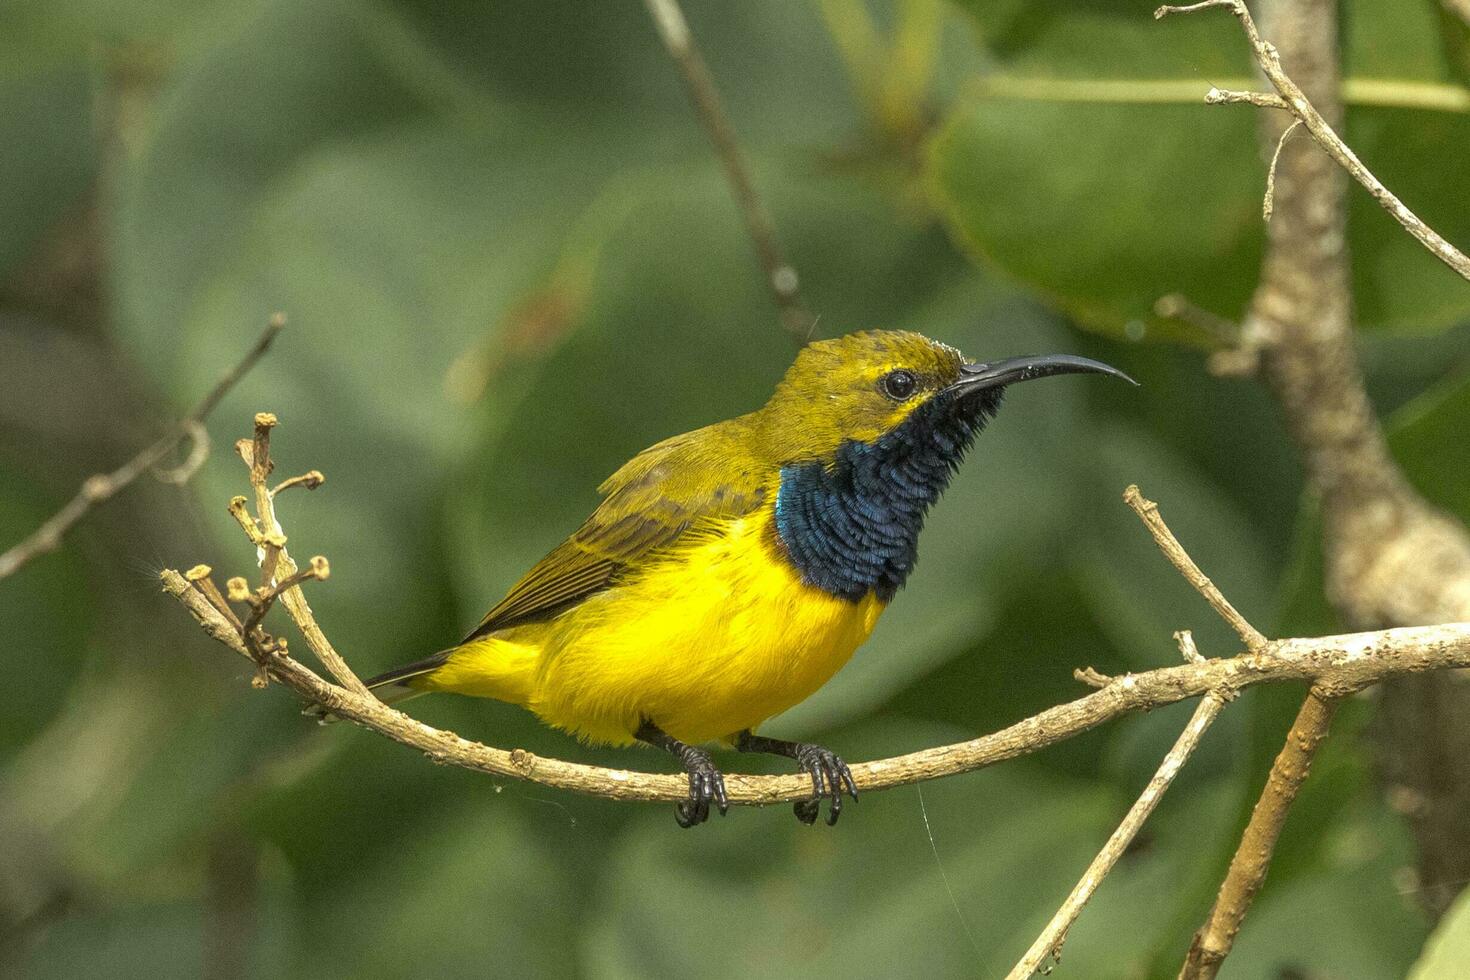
[1390, 370, 1470, 519]
[1410, 883, 1470, 978]
[932, 0, 1470, 338]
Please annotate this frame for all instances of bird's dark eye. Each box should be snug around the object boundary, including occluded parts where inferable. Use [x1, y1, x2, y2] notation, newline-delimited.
[881, 369, 918, 401]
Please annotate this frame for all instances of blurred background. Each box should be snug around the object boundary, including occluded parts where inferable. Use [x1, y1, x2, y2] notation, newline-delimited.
[3, 0, 1469, 976]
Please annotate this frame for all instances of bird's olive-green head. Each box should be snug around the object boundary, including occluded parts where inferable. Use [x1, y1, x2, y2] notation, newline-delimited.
[757, 329, 1130, 463]
[760, 329, 1133, 602]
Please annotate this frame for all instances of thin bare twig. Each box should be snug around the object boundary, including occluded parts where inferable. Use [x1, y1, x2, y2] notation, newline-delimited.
[1262, 119, 1302, 221]
[1012, 691, 1229, 979]
[186, 564, 242, 630]
[1017, 489, 1263, 974]
[0, 314, 285, 580]
[1153, 294, 1241, 345]
[1155, 0, 1470, 281]
[1204, 87, 1288, 109]
[1124, 485, 1268, 650]
[641, 0, 815, 343]
[152, 420, 210, 485]
[270, 470, 325, 497]
[1179, 692, 1340, 979]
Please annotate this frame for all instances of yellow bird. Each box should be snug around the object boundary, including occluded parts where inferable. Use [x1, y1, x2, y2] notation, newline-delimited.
[364, 330, 1131, 826]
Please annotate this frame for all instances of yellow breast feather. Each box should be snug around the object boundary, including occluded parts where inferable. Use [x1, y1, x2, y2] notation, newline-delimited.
[530, 507, 884, 745]
[419, 507, 882, 746]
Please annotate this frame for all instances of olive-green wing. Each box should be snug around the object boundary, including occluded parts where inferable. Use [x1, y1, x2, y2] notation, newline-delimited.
[463, 424, 765, 641]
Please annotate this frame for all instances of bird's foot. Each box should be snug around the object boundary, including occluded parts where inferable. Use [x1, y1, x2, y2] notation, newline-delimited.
[674, 749, 729, 828]
[791, 742, 858, 826]
[636, 720, 729, 828]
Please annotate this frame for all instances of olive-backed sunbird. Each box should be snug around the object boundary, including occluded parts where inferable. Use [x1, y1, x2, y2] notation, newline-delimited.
[363, 331, 1132, 826]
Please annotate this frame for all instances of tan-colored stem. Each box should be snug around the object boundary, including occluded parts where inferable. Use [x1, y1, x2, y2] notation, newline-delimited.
[1179, 692, 1340, 979]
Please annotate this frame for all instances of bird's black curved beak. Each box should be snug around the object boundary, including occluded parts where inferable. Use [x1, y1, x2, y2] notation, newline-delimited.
[945, 354, 1137, 395]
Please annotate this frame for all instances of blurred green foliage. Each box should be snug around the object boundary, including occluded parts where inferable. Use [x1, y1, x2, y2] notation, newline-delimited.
[2, 0, 1468, 977]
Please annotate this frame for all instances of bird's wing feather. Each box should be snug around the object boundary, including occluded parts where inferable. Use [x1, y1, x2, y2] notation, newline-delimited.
[463, 423, 765, 640]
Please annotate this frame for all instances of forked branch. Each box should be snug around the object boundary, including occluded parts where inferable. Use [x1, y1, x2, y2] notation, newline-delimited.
[1155, 0, 1470, 280]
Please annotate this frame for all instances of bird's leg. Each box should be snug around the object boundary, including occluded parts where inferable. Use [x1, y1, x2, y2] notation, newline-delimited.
[635, 721, 729, 828]
[735, 730, 858, 826]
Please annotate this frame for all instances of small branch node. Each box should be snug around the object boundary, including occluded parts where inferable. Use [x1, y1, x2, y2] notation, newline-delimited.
[225, 577, 251, 603]
[80, 475, 113, 503]
[1175, 629, 1206, 664]
[1074, 666, 1114, 689]
[227, 496, 264, 546]
[250, 413, 277, 483]
[270, 470, 325, 497]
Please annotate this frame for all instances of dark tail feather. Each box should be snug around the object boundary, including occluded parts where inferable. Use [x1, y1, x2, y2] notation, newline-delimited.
[304, 650, 451, 722]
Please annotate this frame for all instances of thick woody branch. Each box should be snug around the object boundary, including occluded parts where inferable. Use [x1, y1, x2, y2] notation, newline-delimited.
[1155, 0, 1470, 280]
[163, 566, 1470, 805]
[1180, 692, 1339, 979]
[0, 314, 284, 580]
[642, 0, 815, 343]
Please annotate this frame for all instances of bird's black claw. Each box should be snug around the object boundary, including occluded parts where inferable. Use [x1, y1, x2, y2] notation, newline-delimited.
[674, 755, 728, 828]
[792, 798, 821, 825]
[793, 743, 858, 826]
